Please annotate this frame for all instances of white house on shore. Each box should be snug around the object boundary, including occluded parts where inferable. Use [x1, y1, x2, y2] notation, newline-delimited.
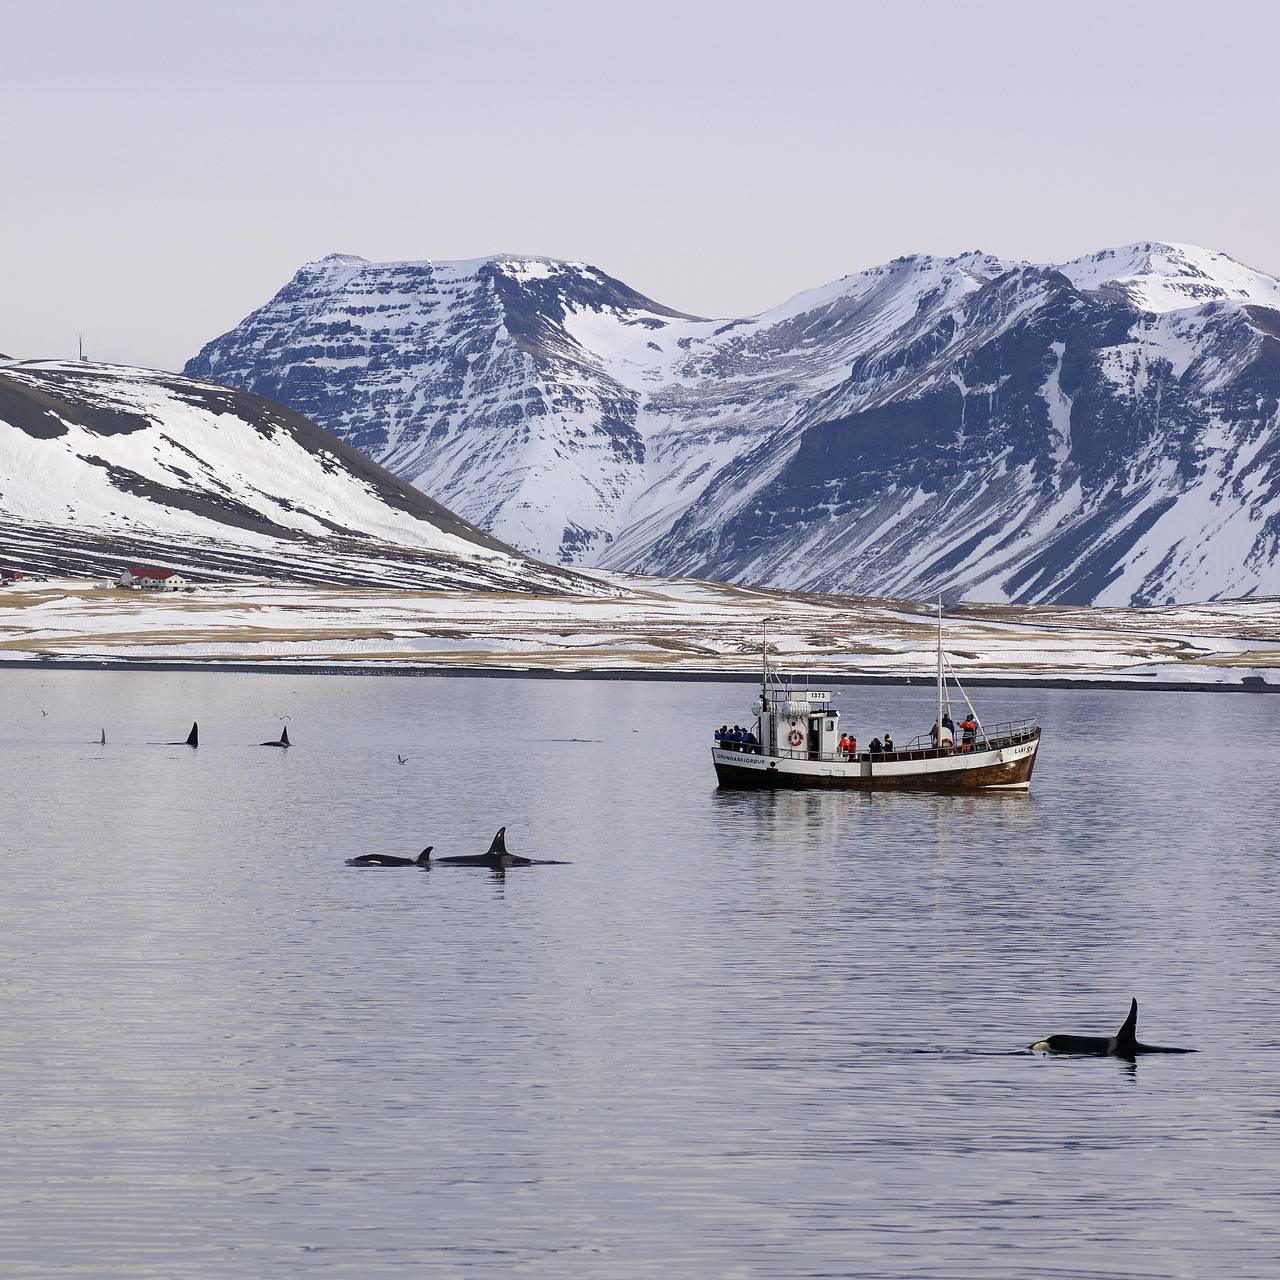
[118, 565, 188, 591]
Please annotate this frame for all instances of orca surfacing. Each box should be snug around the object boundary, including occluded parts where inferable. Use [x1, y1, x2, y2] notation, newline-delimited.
[346, 847, 433, 868]
[434, 827, 568, 867]
[1030, 998, 1194, 1058]
[261, 726, 291, 748]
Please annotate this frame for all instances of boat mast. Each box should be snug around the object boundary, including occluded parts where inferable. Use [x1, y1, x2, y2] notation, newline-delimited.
[936, 594, 944, 738]
[761, 617, 768, 708]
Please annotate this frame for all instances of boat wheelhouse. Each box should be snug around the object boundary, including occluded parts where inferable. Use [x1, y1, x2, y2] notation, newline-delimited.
[712, 608, 1041, 791]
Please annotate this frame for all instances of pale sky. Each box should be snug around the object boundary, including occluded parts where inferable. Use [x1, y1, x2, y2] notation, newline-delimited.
[2, 0, 1276, 371]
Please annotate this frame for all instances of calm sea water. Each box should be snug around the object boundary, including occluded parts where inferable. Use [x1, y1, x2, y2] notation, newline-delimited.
[0, 670, 1277, 1279]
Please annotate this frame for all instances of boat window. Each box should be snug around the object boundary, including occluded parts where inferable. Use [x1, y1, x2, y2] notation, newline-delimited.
[826, 720, 834, 731]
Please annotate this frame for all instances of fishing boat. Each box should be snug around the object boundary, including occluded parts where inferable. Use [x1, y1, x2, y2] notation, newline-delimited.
[711, 607, 1040, 791]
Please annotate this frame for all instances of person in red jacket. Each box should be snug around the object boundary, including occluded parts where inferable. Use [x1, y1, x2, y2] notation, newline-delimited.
[960, 715, 977, 752]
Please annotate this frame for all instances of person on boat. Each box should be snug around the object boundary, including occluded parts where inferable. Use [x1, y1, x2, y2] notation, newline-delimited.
[715, 725, 728, 745]
[883, 732, 895, 754]
[838, 732, 851, 756]
[868, 736, 883, 754]
[930, 721, 940, 746]
[960, 715, 977, 752]
[942, 711, 955, 738]
[744, 727, 758, 752]
[731, 724, 745, 749]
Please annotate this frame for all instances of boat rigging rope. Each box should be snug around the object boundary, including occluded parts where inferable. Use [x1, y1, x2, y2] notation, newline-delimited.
[942, 652, 985, 738]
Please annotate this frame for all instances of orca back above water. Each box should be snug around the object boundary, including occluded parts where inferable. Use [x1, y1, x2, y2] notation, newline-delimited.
[1030, 998, 1194, 1058]
[434, 827, 568, 867]
[158, 722, 198, 747]
[435, 827, 530, 866]
[346, 846, 433, 868]
[261, 726, 290, 748]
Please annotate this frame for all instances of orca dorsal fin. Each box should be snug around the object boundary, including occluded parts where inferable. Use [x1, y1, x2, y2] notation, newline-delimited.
[418, 846, 433, 865]
[280, 726, 290, 746]
[485, 827, 507, 855]
[99, 729, 106, 745]
[186, 722, 199, 748]
[1112, 997, 1138, 1055]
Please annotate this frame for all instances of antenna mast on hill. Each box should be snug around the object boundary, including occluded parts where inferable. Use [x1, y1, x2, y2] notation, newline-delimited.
[78, 332, 86, 362]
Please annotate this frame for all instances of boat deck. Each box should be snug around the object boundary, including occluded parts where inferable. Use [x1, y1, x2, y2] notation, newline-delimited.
[718, 718, 1039, 767]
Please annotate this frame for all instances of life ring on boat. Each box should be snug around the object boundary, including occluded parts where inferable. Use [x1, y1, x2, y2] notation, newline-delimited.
[788, 728, 805, 747]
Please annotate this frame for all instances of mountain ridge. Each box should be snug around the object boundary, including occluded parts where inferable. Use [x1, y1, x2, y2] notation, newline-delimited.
[186, 241, 1280, 604]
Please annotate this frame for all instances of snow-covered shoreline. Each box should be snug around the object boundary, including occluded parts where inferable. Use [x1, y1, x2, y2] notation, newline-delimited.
[2, 573, 1277, 689]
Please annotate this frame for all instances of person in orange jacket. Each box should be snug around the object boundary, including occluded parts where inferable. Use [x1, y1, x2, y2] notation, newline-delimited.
[960, 715, 977, 752]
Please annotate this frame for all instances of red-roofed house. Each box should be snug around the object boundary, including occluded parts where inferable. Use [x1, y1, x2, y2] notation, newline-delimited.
[118, 566, 188, 591]
[0, 568, 22, 584]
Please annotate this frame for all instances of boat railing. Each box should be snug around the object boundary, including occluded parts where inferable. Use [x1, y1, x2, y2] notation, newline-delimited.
[974, 718, 1039, 748]
[902, 718, 1039, 751]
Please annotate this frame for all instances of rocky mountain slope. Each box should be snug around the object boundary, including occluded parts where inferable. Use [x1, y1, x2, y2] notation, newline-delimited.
[187, 242, 1280, 605]
[0, 359, 594, 592]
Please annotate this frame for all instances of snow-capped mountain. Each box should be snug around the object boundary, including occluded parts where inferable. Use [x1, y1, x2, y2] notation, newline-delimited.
[0, 360, 594, 592]
[187, 241, 1280, 605]
[1057, 242, 1280, 313]
[185, 251, 1014, 563]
